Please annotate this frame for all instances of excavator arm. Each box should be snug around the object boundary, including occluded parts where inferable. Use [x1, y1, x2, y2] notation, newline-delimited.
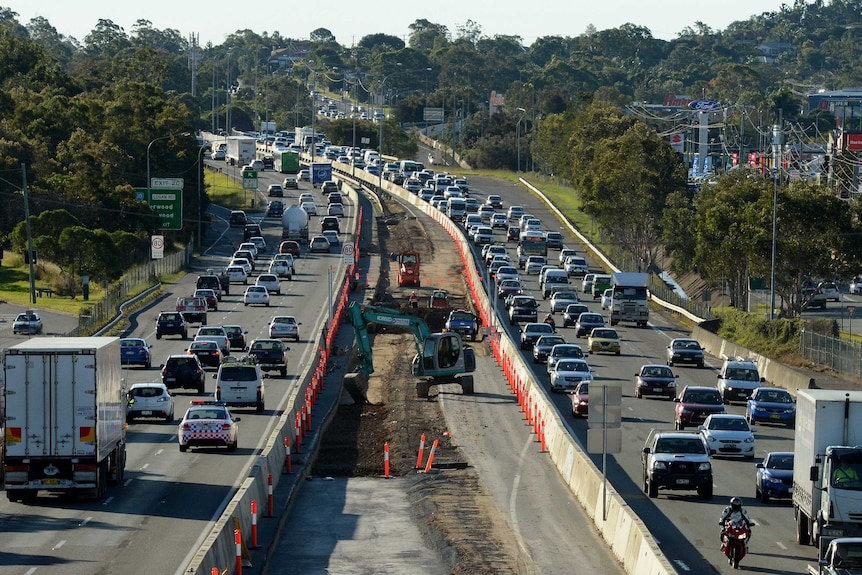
[348, 302, 433, 375]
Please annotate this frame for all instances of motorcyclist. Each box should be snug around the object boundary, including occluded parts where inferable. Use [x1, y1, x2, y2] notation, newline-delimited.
[719, 497, 753, 544]
[543, 313, 556, 331]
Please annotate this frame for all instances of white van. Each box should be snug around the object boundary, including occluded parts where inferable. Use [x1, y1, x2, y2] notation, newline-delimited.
[214, 361, 265, 413]
[447, 197, 467, 221]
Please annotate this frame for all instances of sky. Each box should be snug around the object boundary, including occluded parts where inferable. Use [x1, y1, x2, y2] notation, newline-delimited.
[4, 0, 790, 47]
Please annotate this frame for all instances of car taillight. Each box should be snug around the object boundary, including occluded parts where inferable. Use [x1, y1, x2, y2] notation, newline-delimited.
[181, 423, 191, 430]
[221, 423, 232, 430]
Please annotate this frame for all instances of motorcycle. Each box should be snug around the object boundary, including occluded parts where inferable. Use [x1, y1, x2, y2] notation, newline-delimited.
[721, 519, 751, 569]
[543, 315, 556, 332]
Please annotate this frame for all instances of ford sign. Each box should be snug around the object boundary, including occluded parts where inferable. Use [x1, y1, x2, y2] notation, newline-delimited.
[689, 99, 721, 111]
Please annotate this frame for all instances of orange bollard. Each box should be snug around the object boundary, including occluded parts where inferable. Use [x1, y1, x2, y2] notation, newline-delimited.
[424, 439, 439, 473]
[284, 437, 292, 474]
[384, 442, 390, 478]
[295, 415, 302, 453]
[267, 473, 274, 517]
[235, 529, 243, 575]
[251, 500, 259, 548]
[541, 418, 547, 452]
[305, 401, 312, 431]
[415, 433, 426, 469]
[534, 408, 541, 435]
[212, 569, 218, 575]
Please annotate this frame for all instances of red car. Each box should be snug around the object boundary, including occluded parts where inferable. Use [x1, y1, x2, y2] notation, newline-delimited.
[570, 381, 589, 417]
[194, 289, 218, 311]
[673, 385, 726, 429]
[279, 240, 301, 257]
[506, 226, 521, 242]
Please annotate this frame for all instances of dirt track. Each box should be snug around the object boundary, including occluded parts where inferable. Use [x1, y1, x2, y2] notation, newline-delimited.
[312, 205, 526, 573]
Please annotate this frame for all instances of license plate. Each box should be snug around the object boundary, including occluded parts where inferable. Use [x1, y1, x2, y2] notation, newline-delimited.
[166, 377, 176, 382]
[770, 414, 781, 419]
[653, 388, 664, 393]
[124, 350, 134, 354]
[141, 410, 152, 415]
[676, 479, 689, 485]
[43, 479, 59, 485]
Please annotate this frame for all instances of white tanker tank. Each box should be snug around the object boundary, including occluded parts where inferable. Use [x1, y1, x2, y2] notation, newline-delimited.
[282, 205, 309, 242]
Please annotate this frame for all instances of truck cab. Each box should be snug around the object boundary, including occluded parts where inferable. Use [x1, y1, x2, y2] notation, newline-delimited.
[811, 537, 862, 575]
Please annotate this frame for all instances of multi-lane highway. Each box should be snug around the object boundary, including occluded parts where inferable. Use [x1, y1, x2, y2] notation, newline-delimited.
[0, 167, 352, 574]
[452, 174, 842, 574]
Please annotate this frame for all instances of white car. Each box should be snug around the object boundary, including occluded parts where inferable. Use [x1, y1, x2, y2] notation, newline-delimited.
[549, 358, 594, 392]
[249, 236, 267, 254]
[299, 192, 315, 204]
[268, 260, 293, 279]
[243, 286, 270, 307]
[851, 275, 862, 294]
[564, 256, 589, 277]
[268, 315, 300, 341]
[698, 414, 756, 458]
[229, 258, 252, 275]
[273, 253, 296, 272]
[321, 230, 340, 246]
[126, 383, 175, 422]
[559, 248, 577, 264]
[550, 290, 580, 313]
[237, 242, 258, 258]
[494, 266, 520, 284]
[525, 256, 547, 275]
[817, 281, 841, 301]
[601, 288, 614, 310]
[255, 273, 281, 294]
[226, 265, 248, 284]
[581, 273, 596, 294]
[490, 213, 508, 229]
[301, 201, 317, 215]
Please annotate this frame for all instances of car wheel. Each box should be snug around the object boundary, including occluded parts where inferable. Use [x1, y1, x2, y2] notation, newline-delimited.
[182, 331, 188, 339]
[635, 389, 642, 399]
[146, 360, 152, 369]
[228, 439, 238, 452]
[256, 402, 264, 414]
[667, 359, 673, 367]
[280, 367, 287, 377]
[244, 303, 248, 307]
[674, 420, 684, 430]
[647, 476, 658, 498]
[761, 488, 770, 503]
[698, 361, 704, 368]
[698, 484, 713, 499]
[197, 383, 205, 394]
[179, 444, 188, 453]
[156, 333, 162, 340]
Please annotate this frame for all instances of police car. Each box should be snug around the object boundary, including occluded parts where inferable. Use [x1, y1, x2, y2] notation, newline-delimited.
[177, 400, 240, 452]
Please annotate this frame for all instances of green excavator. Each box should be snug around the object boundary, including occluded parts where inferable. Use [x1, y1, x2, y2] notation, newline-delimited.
[347, 302, 476, 397]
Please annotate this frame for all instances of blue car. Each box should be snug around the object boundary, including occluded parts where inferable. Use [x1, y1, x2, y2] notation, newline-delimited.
[745, 387, 796, 426]
[120, 337, 151, 368]
[756, 451, 794, 502]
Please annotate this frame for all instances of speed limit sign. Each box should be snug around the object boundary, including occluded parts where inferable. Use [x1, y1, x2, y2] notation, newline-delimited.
[341, 243, 355, 264]
[151, 235, 165, 259]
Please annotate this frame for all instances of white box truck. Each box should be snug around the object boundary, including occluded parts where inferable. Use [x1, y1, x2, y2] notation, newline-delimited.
[609, 272, 650, 327]
[225, 136, 256, 166]
[794, 389, 862, 551]
[3, 337, 127, 501]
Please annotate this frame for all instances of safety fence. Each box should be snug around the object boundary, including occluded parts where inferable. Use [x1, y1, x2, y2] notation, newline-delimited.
[800, 329, 862, 380]
[67, 244, 193, 336]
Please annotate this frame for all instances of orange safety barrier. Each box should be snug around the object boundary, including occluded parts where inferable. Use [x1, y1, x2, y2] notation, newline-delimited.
[250, 500, 259, 549]
[423, 439, 439, 473]
[384, 442, 390, 478]
[235, 529, 243, 575]
[415, 433, 426, 469]
[295, 413, 302, 453]
[541, 418, 547, 452]
[534, 407, 540, 436]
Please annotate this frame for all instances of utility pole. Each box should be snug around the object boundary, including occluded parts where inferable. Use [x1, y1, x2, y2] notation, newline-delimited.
[22, 164, 35, 304]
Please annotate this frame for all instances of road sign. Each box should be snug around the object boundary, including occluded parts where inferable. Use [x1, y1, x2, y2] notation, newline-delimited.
[849, 305, 856, 318]
[151, 177, 184, 189]
[151, 235, 165, 259]
[135, 187, 183, 230]
[242, 170, 258, 189]
[341, 243, 355, 265]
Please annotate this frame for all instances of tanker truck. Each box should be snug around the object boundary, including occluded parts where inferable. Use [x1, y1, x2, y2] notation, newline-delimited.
[282, 205, 309, 243]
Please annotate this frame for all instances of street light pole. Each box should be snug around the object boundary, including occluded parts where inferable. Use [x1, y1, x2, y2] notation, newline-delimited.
[197, 144, 207, 247]
[516, 107, 526, 172]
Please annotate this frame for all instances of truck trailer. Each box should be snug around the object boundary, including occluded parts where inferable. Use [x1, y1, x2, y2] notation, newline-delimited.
[794, 389, 862, 552]
[609, 272, 650, 327]
[225, 136, 256, 166]
[274, 150, 300, 174]
[3, 337, 127, 501]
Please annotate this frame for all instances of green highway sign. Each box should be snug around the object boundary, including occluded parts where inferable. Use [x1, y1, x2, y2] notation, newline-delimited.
[136, 186, 184, 230]
[242, 170, 258, 189]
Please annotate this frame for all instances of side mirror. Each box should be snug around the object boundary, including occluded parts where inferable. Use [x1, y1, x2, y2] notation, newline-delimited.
[234, 417, 242, 423]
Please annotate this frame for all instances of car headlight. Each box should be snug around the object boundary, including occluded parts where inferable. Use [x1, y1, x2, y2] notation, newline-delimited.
[667, 381, 677, 388]
[653, 461, 668, 471]
[744, 436, 755, 443]
[698, 462, 712, 472]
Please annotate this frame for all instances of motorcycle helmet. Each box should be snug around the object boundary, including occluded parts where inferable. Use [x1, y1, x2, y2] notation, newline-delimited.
[730, 497, 742, 511]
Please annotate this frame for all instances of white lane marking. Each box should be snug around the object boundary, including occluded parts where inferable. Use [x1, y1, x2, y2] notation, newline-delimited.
[53, 540, 66, 550]
[101, 497, 114, 505]
[79, 517, 92, 527]
[673, 559, 692, 571]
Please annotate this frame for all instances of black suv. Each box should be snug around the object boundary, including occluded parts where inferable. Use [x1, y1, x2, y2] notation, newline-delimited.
[161, 354, 206, 393]
[156, 312, 188, 339]
[508, 296, 539, 324]
[224, 325, 247, 351]
[243, 223, 262, 241]
[229, 210, 247, 227]
[247, 338, 289, 377]
[321, 216, 340, 232]
[196, 273, 229, 299]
